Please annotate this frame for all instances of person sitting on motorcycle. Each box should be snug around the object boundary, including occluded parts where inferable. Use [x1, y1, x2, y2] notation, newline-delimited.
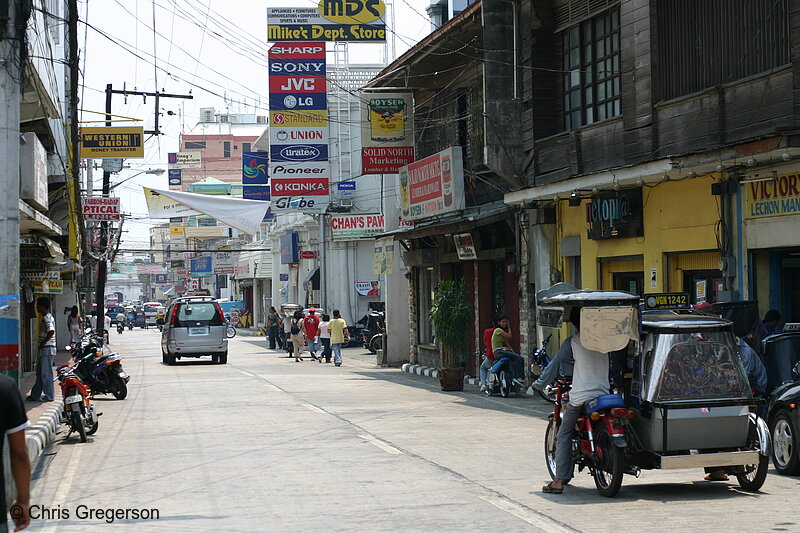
[479, 319, 498, 392]
[543, 307, 611, 495]
[533, 334, 575, 391]
[115, 312, 126, 328]
[490, 315, 526, 388]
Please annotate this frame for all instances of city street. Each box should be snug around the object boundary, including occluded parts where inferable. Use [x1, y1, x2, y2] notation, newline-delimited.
[24, 329, 799, 532]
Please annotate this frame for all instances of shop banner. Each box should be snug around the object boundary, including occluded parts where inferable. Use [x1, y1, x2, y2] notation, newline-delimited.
[242, 152, 269, 184]
[168, 152, 202, 169]
[190, 256, 213, 278]
[745, 172, 800, 219]
[80, 127, 144, 158]
[143, 188, 270, 235]
[373, 238, 394, 275]
[213, 251, 236, 274]
[270, 127, 328, 146]
[267, 3, 386, 42]
[168, 169, 182, 190]
[399, 146, 464, 222]
[32, 279, 63, 294]
[454, 233, 478, 260]
[355, 281, 381, 297]
[82, 197, 121, 221]
[330, 214, 384, 240]
[271, 161, 329, 179]
[361, 92, 415, 174]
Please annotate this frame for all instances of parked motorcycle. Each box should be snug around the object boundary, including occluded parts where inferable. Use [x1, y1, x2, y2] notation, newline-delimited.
[55, 363, 99, 442]
[529, 334, 557, 403]
[358, 311, 385, 353]
[68, 337, 130, 400]
[483, 352, 521, 398]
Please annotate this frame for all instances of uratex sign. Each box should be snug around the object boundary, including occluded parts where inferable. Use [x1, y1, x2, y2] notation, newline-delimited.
[585, 188, 644, 240]
[267, 0, 386, 42]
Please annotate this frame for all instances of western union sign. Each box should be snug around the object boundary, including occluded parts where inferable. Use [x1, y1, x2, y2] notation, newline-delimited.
[80, 127, 144, 158]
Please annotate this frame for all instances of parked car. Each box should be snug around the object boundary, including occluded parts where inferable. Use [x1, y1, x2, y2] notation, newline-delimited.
[765, 329, 800, 475]
[160, 296, 228, 365]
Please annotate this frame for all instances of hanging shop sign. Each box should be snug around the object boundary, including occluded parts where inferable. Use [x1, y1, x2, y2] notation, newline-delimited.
[360, 93, 415, 174]
[189, 256, 213, 278]
[745, 172, 800, 219]
[280, 233, 299, 264]
[242, 152, 269, 185]
[80, 127, 144, 158]
[337, 180, 356, 199]
[355, 281, 381, 297]
[32, 279, 63, 294]
[82, 197, 121, 221]
[399, 146, 464, 222]
[267, 2, 386, 42]
[330, 214, 384, 240]
[168, 169, 182, 190]
[213, 252, 236, 275]
[373, 238, 394, 275]
[586, 188, 644, 240]
[454, 233, 478, 260]
[644, 292, 690, 310]
[168, 152, 202, 169]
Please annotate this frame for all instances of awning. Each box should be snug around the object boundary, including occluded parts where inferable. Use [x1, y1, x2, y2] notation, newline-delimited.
[184, 226, 229, 239]
[303, 268, 320, 290]
[19, 200, 64, 237]
[39, 235, 66, 266]
[382, 201, 511, 240]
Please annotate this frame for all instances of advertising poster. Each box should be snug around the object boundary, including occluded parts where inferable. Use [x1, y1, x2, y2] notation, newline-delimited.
[330, 214, 384, 240]
[168, 152, 202, 169]
[189, 256, 213, 278]
[373, 238, 394, 275]
[361, 92, 415, 174]
[267, 2, 386, 42]
[355, 281, 381, 297]
[168, 169, 182, 190]
[399, 146, 464, 222]
[80, 127, 144, 158]
[242, 152, 269, 184]
[82, 197, 121, 221]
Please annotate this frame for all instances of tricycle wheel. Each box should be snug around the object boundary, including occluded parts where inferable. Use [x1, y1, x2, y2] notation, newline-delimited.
[736, 453, 769, 492]
[592, 426, 624, 497]
[544, 419, 558, 480]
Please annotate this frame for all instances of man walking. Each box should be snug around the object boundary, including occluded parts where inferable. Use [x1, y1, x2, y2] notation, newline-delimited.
[1, 373, 31, 532]
[26, 297, 56, 403]
[328, 309, 349, 367]
[266, 307, 282, 350]
[303, 307, 321, 360]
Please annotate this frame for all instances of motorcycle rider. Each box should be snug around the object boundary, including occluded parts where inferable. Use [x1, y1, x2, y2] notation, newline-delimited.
[490, 315, 526, 388]
[533, 334, 575, 391]
[543, 307, 610, 494]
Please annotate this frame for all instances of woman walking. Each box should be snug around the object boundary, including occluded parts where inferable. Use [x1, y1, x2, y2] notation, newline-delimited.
[290, 310, 305, 362]
[318, 314, 331, 363]
[67, 305, 82, 344]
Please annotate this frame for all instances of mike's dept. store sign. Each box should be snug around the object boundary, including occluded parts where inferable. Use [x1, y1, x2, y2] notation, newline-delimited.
[267, 0, 386, 42]
[330, 214, 384, 240]
[745, 172, 800, 219]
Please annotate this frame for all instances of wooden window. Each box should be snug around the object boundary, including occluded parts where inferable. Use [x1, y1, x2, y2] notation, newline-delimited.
[560, 8, 621, 130]
[223, 141, 231, 158]
[184, 141, 206, 150]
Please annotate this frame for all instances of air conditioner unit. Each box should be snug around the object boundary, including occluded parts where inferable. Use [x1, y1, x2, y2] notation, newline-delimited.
[229, 115, 238, 124]
[256, 116, 267, 124]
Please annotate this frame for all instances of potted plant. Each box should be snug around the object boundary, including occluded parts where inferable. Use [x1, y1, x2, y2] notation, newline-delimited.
[429, 279, 471, 391]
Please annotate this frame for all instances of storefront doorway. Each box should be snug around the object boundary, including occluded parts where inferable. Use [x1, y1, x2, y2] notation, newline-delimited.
[781, 255, 800, 323]
[600, 256, 644, 296]
[612, 272, 644, 296]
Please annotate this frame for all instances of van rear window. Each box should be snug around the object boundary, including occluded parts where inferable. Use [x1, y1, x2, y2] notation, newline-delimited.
[176, 303, 222, 326]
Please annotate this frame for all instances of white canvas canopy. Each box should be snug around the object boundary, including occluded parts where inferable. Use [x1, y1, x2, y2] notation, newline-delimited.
[143, 187, 269, 235]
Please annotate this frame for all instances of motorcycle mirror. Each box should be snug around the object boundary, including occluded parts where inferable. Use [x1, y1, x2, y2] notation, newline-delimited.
[794, 362, 800, 377]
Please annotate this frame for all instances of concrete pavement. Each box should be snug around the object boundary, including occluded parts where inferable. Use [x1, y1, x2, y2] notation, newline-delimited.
[16, 328, 800, 532]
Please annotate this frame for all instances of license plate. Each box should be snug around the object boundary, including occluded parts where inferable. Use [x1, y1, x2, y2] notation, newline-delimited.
[65, 394, 82, 405]
[189, 328, 209, 336]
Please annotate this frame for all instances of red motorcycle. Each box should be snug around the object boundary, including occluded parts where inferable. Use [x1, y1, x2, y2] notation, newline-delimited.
[543, 377, 635, 497]
[55, 363, 99, 442]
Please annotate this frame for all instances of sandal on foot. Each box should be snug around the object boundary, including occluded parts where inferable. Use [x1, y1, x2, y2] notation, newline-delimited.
[542, 482, 563, 494]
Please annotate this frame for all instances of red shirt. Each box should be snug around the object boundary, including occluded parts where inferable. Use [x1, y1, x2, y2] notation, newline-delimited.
[304, 314, 320, 337]
[483, 328, 496, 360]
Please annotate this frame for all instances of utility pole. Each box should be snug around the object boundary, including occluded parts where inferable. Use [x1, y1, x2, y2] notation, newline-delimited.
[93, 85, 192, 331]
[0, 0, 28, 380]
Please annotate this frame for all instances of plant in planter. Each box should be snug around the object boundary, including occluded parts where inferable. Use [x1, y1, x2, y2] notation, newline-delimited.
[429, 279, 471, 391]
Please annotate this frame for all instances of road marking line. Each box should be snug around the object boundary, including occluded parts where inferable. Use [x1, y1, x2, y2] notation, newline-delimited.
[479, 495, 573, 533]
[358, 434, 404, 455]
[302, 403, 326, 414]
[238, 370, 255, 377]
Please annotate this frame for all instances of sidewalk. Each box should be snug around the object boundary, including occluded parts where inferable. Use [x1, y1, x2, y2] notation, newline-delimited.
[18, 349, 72, 459]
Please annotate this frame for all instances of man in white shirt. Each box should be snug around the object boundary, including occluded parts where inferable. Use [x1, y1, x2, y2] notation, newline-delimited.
[543, 307, 610, 494]
[26, 297, 57, 402]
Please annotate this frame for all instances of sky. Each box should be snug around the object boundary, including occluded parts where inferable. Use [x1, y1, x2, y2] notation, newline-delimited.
[79, 0, 434, 245]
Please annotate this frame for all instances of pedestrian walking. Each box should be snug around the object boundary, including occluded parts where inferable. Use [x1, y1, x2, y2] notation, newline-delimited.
[290, 310, 305, 362]
[318, 313, 331, 363]
[1, 373, 31, 532]
[303, 307, 321, 360]
[88, 310, 97, 332]
[328, 309, 349, 367]
[283, 310, 294, 357]
[266, 307, 282, 350]
[67, 305, 82, 344]
[26, 297, 56, 402]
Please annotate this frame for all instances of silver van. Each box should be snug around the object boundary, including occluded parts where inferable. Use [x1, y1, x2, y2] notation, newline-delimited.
[160, 297, 228, 365]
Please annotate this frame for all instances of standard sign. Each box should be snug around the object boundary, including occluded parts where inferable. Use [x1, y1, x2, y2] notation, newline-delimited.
[267, 0, 386, 42]
[80, 127, 144, 158]
[330, 214, 384, 240]
[82, 197, 121, 221]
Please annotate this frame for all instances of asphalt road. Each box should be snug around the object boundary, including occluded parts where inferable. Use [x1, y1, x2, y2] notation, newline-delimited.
[20, 328, 800, 532]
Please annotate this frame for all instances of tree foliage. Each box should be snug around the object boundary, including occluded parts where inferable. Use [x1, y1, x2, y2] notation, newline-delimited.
[428, 279, 471, 367]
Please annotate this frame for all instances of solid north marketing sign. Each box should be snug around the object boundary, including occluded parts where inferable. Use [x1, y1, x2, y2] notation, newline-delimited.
[80, 127, 144, 158]
[267, 0, 386, 42]
[399, 146, 464, 222]
[361, 93, 415, 174]
[268, 42, 330, 213]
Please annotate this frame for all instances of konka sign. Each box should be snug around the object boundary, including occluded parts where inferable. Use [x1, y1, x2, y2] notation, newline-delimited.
[271, 177, 330, 213]
[82, 197, 121, 221]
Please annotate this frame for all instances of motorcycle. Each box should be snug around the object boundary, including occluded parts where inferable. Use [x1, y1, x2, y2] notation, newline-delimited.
[529, 334, 557, 403]
[68, 337, 130, 400]
[358, 311, 385, 353]
[483, 351, 521, 398]
[116, 322, 124, 334]
[55, 363, 99, 442]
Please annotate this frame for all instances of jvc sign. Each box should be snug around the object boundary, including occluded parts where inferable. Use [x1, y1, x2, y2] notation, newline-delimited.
[585, 188, 643, 240]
